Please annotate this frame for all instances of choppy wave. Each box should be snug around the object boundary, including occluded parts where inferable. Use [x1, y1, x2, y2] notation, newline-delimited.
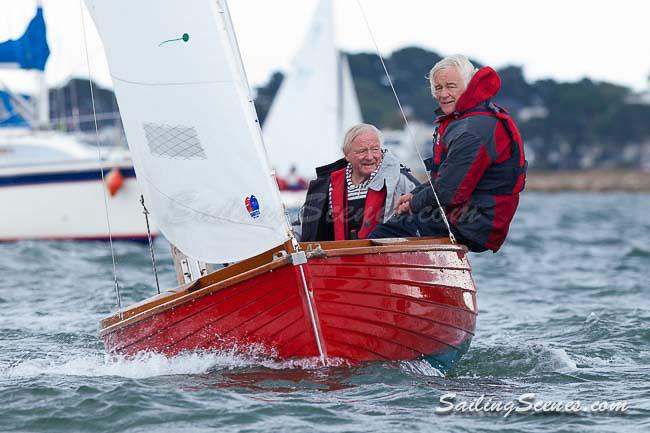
[456, 342, 577, 378]
[397, 360, 444, 377]
[624, 247, 650, 258]
[2, 351, 241, 380]
[1, 193, 648, 432]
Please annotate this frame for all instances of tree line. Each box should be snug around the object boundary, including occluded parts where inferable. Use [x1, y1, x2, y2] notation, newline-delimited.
[255, 46, 650, 170]
[48, 47, 650, 170]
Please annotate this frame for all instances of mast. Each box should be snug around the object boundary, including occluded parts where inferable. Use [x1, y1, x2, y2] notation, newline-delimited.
[34, 0, 48, 128]
[36, 69, 49, 128]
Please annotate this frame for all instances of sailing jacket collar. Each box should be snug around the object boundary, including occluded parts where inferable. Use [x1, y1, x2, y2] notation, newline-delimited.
[435, 66, 501, 123]
[314, 150, 401, 193]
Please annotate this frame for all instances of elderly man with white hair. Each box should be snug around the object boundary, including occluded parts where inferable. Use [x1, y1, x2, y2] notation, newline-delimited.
[370, 55, 527, 252]
[298, 123, 417, 241]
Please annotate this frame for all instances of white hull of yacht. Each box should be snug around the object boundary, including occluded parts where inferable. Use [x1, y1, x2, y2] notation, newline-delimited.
[0, 161, 157, 241]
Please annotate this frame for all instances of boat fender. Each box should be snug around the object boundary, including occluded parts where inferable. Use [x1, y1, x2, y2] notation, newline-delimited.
[106, 168, 125, 197]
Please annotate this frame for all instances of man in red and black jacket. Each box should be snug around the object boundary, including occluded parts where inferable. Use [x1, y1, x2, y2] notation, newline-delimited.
[298, 124, 418, 242]
[370, 55, 527, 253]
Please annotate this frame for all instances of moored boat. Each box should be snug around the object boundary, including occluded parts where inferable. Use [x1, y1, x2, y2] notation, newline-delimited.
[0, 130, 157, 241]
[0, 6, 157, 241]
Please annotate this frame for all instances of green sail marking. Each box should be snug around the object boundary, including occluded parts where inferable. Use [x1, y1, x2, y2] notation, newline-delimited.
[159, 33, 190, 47]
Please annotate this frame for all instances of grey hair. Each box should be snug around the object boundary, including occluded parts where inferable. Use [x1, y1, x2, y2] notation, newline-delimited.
[428, 54, 477, 94]
[342, 123, 383, 154]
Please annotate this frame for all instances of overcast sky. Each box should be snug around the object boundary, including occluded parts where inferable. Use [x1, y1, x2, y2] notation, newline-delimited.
[1, 0, 649, 94]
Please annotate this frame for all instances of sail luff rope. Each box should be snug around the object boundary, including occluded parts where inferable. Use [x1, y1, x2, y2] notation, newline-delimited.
[353, 0, 456, 244]
[79, 0, 123, 316]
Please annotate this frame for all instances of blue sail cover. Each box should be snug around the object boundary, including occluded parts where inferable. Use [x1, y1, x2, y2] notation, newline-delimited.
[0, 7, 50, 71]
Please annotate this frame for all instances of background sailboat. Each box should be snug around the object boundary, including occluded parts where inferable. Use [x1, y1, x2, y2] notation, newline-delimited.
[263, 0, 362, 182]
[0, 5, 157, 241]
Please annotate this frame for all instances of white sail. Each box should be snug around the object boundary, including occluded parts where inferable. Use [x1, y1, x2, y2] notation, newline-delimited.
[85, 0, 290, 263]
[340, 54, 363, 136]
[263, 0, 362, 178]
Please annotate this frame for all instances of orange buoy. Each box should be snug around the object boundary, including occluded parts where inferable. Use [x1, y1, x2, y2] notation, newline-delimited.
[106, 168, 125, 197]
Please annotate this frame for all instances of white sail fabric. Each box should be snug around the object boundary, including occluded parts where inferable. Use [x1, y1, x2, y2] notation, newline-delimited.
[263, 0, 362, 178]
[85, 0, 290, 263]
[340, 54, 363, 136]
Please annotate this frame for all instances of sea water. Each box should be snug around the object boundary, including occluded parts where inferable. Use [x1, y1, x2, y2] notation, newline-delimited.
[0, 193, 648, 432]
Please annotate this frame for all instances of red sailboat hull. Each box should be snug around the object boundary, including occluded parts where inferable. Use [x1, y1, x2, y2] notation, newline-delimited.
[100, 239, 477, 370]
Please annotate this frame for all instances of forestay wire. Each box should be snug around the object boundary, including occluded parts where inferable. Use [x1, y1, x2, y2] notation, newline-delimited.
[79, 0, 123, 316]
[353, 0, 456, 244]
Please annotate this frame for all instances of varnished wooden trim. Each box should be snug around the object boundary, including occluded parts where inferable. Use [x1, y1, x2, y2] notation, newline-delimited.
[299, 236, 453, 251]
[309, 243, 465, 259]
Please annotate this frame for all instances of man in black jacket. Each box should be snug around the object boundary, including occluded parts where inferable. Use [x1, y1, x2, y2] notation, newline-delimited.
[297, 124, 417, 241]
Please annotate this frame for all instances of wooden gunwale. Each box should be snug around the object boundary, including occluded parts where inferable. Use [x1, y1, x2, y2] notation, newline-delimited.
[304, 244, 463, 258]
[99, 237, 462, 336]
[310, 262, 471, 271]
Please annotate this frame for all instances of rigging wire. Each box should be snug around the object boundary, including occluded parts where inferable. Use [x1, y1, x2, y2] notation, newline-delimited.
[79, 0, 123, 316]
[140, 195, 161, 295]
[353, 0, 456, 244]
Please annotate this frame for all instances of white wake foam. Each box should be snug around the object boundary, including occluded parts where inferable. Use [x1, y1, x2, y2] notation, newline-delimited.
[532, 346, 578, 373]
[2, 347, 350, 380]
[3, 351, 243, 379]
[398, 360, 444, 377]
